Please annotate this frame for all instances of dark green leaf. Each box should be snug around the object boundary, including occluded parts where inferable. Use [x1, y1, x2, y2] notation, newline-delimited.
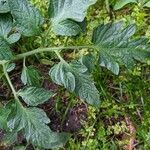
[7, 102, 70, 149]
[49, 61, 100, 106]
[8, 0, 44, 36]
[21, 66, 41, 87]
[48, 0, 97, 36]
[92, 22, 150, 75]
[17, 87, 54, 106]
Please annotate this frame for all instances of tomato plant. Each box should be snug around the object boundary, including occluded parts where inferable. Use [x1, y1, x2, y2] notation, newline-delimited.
[0, 0, 150, 149]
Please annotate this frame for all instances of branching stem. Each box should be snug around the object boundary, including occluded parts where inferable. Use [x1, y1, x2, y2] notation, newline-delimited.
[13, 45, 94, 61]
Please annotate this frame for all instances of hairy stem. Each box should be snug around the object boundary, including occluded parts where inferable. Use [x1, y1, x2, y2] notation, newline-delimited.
[13, 45, 94, 61]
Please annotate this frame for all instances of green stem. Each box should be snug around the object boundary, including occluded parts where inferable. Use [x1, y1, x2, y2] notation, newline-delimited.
[54, 50, 66, 62]
[2, 63, 22, 106]
[13, 45, 94, 61]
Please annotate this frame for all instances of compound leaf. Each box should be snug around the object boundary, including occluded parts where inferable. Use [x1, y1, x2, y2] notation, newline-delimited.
[48, 0, 97, 36]
[114, 0, 137, 10]
[92, 22, 150, 75]
[7, 102, 70, 149]
[17, 87, 54, 106]
[49, 61, 100, 106]
[8, 0, 44, 36]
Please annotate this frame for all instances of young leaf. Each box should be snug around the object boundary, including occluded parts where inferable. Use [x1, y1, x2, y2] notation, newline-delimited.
[92, 22, 150, 75]
[7, 102, 70, 149]
[17, 87, 54, 106]
[0, 0, 10, 13]
[114, 0, 137, 10]
[49, 61, 100, 106]
[48, 0, 97, 36]
[8, 0, 44, 36]
[21, 66, 41, 87]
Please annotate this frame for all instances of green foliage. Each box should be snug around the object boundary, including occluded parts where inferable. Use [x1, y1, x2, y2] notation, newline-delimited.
[17, 87, 54, 106]
[92, 21, 150, 74]
[48, 0, 97, 36]
[49, 60, 100, 106]
[8, 0, 44, 36]
[6, 101, 70, 149]
[0, 0, 149, 149]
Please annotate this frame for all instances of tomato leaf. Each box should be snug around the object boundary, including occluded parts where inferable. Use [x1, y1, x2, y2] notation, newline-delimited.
[48, 0, 97, 36]
[17, 87, 54, 106]
[49, 61, 100, 106]
[7, 102, 70, 149]
[8, 0, 44, 36]
[92, 22, 150, 75]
